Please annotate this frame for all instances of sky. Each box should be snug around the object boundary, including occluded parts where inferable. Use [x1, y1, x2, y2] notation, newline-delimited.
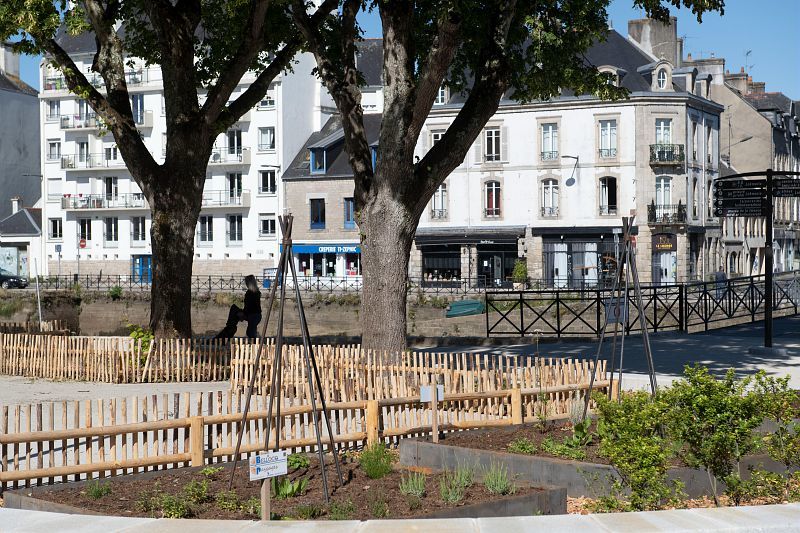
[15, 0, 799, 99]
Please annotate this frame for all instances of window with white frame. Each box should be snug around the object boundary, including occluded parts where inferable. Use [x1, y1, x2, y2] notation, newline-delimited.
[599, 177, 617, 215]
[131, 94, 145, 124]
[49, 218, 63, 239]
[431, 130, 445, 145]
[103, 176, 118, 200]
[259, 213, 277, 237]
[258, 127, 275, 151]
[431, 184, 447, 219]
[706, 125, 713, 164]
[259, 90, 276, 108]
[691, 121, 698, 160]
[541, 123, 559, 160]
[198, 215, 213, 242]
[227, 214, 243, 243]
[46, 100, 60, 121]
[77, 141, 89, 163]
[104, 217, 119, 244]
[259, 170, 277, 194]
[434, 85, 448, 105]
[228, 173, 243, 201]
[657, 69, 668, 89]
[132, 216, 146, 242]
[484, 127, 501, 162]
[655, 118, 672, 144]
[104, 145, 118, 163]
[656, 176, 672, 206]
[541, 179, 559, 216]
[47, 140, 61, 161]
[484, 181, 501, 217]
[78, 218, 92, 241]
[598, 119, 617, 157]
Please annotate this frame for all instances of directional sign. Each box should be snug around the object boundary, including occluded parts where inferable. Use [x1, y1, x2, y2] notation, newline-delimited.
[714, 207, 767, 217]
[248, 450, 288, 481]
[714, 179, 766, 190]
[714, 188, 766, 199]
[774, 178, 800, 198]
[715, 198, 769, 209]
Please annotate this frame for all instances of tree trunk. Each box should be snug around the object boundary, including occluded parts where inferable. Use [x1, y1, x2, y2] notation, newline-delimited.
[148, 183, 203, 338]
[359, 187, 416, 353]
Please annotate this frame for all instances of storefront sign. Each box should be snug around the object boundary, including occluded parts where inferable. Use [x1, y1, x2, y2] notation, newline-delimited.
[652, 233, 677, 252]
[282, 244, 361, 254]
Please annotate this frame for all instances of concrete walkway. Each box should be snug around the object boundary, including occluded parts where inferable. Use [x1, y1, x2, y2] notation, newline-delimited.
[1, 504, 800, 532]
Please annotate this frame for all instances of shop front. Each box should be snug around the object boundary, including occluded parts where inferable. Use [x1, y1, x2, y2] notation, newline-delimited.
[539, 229, 620, 289]
[651, 232, 678, 285]
[286, 243, 361, 278]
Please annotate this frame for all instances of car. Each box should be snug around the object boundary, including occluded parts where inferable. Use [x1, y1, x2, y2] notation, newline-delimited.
[0, 268, 28, 289]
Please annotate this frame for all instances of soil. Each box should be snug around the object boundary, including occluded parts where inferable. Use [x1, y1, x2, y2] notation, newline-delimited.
[30, 455, 538, 520]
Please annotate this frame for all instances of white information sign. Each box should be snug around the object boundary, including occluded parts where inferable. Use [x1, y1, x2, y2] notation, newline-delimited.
[420, 384, 444, 403]
[248, 450, 288, 481]
[604, 299, 628, 324]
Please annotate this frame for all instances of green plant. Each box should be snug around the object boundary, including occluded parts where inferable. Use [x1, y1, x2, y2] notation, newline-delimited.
[214, 490, 240, 511]
[359, 442, 393, 479]
[288, 453, 311, 470]
[271, 476, 309, 499]
[399, 471, 426, 498]
[182, 479, 210, 504]
[136, 489, 161, 513]
[507, 436, 537, 455]
[241, 496, 261, 517]
[108, 285, 123, 300]
[512, 259, 528, 285]
[293, 503, 324, 519]
[368, 490, 389, 518]
[127, 323, 154, 352]
[200, 466, 224, 478]
[662, 366, 764, 506]
[753, 373, 800, 472]
[428, 296, 450, 309]
[482, 462, 515, 495]
[725, 468, 787, 506]
[328, 499, 356, 520]
[85, 480, 112, 499]
[535, 393, 551, 433]
[439, 465, 473, 504]
[565, 418, 593, 448]
[540, 437, 586, 460]
[159, 494, 192, 519]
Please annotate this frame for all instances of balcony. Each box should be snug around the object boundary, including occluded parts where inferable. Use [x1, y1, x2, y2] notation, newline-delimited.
[61, 193, 148, 211]
[430, 208, 448, 220]
[201, 190, 251, 209]
[134, 110, 153, 129]
[599, 205, 618, 216]
[541, 206, 559, 217]
[60, 114, 101, 131]
[541, 151, 559, 162]
[649, 144, 685, 166]
[61, 154, 126, 170]
[598, 148, 617, 159]
[209, 147, 251, 165]
[647, 201, 687, 225]
[43, 76, 66, 92]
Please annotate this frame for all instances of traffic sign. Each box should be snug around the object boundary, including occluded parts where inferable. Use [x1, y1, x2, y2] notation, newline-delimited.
[55, 244, 62, 253]
[714, 179, 766, 190]
[78, 238, 87, 249]
[248, 450, 288, 481]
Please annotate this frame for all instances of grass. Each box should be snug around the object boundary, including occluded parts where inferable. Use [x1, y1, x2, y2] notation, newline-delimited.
[482, 462, 515, 495]
[368, 490, 390, 518]
[439, 464, 474, 504]
[328, 499, 356, 520]
[359, 443, 394, 479]
[399, 471, 426, 498]
[293, 503, 324, 519]
[507, 436, 537, 454]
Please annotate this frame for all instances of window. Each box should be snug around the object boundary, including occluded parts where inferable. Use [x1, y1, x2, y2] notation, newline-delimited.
[706, 125, 713, 164]
[77, 141, 89, 163]
[655, 118, 672, 145]
[198, 215, 213, 242]
[259, 91, 275, 108]
[227, 214, 243, 243]
[434, 85, 448, 105]
[131, 216, 146, 242]
[228, 173, 243, 201]
[310, 198, 326, 229]
[104, 145, 118, 163]
[310, 148, 326, 174]
[598, 119, 617, 157]
[259, 213, 276, 237]
[431, 184, 447, 219]
[131, 94, 145, 124]
[76, 99, 89, 119]
[259, 170, 277, 194]
[656, 176, 672, 206]
[541, 179, 559, 217]
[227, 129, 242, 155]
[258, 127, 275, 151]
[78, 218, 92, 241]
[47, 140, 61, 161]
[484, 181, 501, 217]
[657, 69, 668, 89]
[49, 218, 63, 239]
[541, 123, 559, 160]
[104, 217, 119, 244]
[599, 177, 617, 215]
[46, 100, 60, 121]
[484, 127, 501, 162]
[431, 130, 445, 145]
[343, 197, 356, 229]
[104, 176, 118, 200]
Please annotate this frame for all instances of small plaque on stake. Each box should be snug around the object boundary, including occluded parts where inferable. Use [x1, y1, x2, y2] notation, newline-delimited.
[248, 450, 288, 481]
[420, 385, 444, 403]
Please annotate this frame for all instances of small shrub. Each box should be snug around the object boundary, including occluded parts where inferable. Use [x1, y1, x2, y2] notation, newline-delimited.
[127, 323, 154, 352]
[368, 490, 389, 518]
[159, 494, 192, 519]
[85, 480, 112, 500]
[566, 418, 593, 448]
[182, 479, 210, 504]
[294, 503, 324, 519]
[200, 466, 224, 478]
[405, 494, 422, 511]
[483, 462, 514, 495]
[507, 436, 537, 455]
[328, 499, 356, 520]
[439, 468, 471, 504]
[215, 490, 240, 511]
[428, 296, 450, 309]
[288, 453, 311, 470]
[359, 443, 393, 479]
[512, 259, 528, 285]
[271, 476, 308, 499]
[108, 286, 123, 300]
[453, 462, 475, 489]
[241, 496, 261, 517]
[726, 468, 788, 506]
[540, 437, 586, 460]
[136, 489, 161, 513]
[399, 471, 426, 498]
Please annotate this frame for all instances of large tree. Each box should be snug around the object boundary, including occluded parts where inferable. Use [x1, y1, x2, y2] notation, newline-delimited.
[294, 0, 724, 352]
[0, 0, 333, 337]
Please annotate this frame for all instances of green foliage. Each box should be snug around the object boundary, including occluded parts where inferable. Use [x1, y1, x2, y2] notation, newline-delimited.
[507, 436, 537, 455]
[214, 490, 240, 511]
[428, 296, 450, 309]
[662, 366, 764, 504]
[595, 391, 682, 511]
[136, 489, 161, 514]
[359, 443, 393, 479]
[439, 465, 474, 504]
[399, 471, 426, 499]
[288, 453, 311, 470]
[241, 496, 262, 517]
[328, 499, 356, 520]
[108, 286, 123, 300]
[725, 469, 788, 506]
[158, 494, 192, 519]
[566, 418, 594, 448]
[293, 503, 324, 520]
[200, 466, 224, 478]
[540, 437, 586, 461]
[512, 260, 528, 284]
[182, 479, 210, 504]
[85, 480, 112, 500]
[482, 462, 515, 495]
[368, 490, 389, 518]
[270, 476, 308, 499]
[0, 298, 22, 317]
[128, 323, 154, 352]
[753, 373, 800, 471]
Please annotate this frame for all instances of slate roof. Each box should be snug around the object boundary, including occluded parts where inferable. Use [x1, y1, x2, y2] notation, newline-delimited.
[283, 114, 382, 180]
[742, 92, 794, 114]
[0, 72, 37, 96]
[356, 39, 383, 87]
[581, 30, 654, 93]
[0, 208, 41, 237]
[54, 25, 98, 54]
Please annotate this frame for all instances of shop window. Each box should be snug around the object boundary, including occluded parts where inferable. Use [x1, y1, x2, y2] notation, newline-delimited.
[484, 181, 501, 217]
[343, 197, 356, 229]
[310, 198, 326, 229]
[599, 177, 617, 215]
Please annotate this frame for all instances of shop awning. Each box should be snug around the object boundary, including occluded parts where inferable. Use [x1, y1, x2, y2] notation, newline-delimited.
[280, 243, 360, 254]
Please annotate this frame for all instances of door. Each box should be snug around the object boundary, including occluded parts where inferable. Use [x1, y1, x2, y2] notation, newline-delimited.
[652, 252, 677, 285]
[553, 243, 568, 288]
[228, 173, 242, 202]
[132, 255, 152, 284]
[227, 130, 242, 156]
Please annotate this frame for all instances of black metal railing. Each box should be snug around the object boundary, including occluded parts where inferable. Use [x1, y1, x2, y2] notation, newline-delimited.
[649, 144, 685, 165]
[647, 202, 687, 224]
[598, 148, 617, 158]
[541, 151, 559, 161]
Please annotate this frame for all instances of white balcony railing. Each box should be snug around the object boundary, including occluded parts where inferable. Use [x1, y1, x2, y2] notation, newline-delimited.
[201, 190, 251, 208]
[61, 193, 148, 211]
[209, 147, 251, 165]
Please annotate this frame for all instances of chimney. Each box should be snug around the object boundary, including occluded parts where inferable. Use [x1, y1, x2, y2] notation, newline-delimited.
[0, 42, 21, 78]
[628, 16, 680, 65]
[11, 196, 21, 214]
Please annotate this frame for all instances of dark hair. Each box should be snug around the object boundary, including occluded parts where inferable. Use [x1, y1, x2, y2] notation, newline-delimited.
[244, 275, 257, 289]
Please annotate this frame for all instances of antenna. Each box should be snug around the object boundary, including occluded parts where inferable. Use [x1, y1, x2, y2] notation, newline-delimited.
[745, 50, 753, 74]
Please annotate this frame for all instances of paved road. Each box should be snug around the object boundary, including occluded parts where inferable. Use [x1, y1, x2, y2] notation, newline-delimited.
[419, 315, 800, 389]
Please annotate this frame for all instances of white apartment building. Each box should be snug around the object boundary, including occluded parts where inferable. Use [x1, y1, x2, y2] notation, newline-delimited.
[38, 28, 345, 281]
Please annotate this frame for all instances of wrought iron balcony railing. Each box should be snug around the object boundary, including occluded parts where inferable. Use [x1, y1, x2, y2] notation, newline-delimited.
[599, 205, 618, 216]
[647, 202, 687, 224]
[541, 151, 559, 161]
[598, 148, 617, 158]
[541, 206, 559, 217]
[649, 144, 685, 165]
[430, 208, 448, 219]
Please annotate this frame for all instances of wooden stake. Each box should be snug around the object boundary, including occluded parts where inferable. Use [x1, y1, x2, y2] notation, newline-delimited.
[260, 478, 270, 521]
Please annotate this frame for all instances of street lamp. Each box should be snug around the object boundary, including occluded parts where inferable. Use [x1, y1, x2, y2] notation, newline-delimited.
[562, 154, 579, 186]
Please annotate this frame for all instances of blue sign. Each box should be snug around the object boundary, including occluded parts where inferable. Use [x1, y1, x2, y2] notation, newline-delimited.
[281, 243, 361, 254]
[55, 244, 62, 253]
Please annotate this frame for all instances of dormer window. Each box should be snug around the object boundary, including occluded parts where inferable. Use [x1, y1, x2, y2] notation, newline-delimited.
[657, 69, 668, 89]
[434, 86, 448, 105]
[310, 148, 326, 174]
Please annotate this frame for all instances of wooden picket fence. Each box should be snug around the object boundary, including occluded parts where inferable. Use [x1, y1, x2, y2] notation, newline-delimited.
[0, 321, 68, 334]
[0, 377, 611, 490]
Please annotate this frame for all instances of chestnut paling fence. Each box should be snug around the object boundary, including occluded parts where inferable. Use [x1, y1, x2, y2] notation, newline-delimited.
[0, 349, 609, 490]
